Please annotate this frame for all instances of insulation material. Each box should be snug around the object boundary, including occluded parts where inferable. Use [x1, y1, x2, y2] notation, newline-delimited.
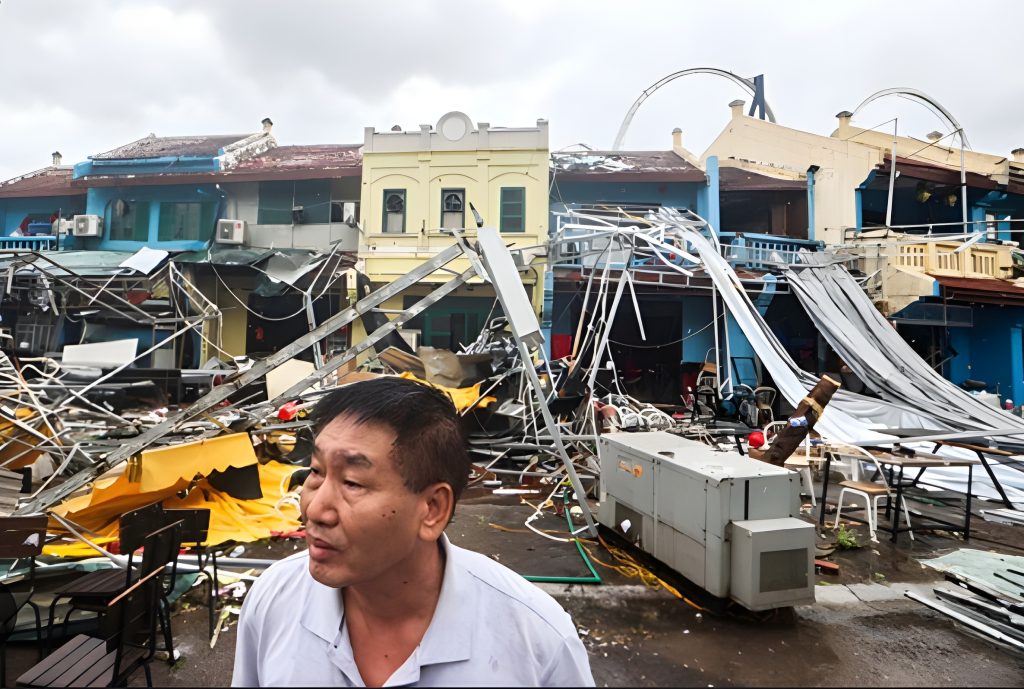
[396, 372, 497, 413]
[44, 460, 301, 557]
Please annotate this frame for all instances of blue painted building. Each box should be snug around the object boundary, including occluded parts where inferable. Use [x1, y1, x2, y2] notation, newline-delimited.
[855, 153, 1024, 406]
[0, 152, 86, 248]
[546, 149, 820, 406]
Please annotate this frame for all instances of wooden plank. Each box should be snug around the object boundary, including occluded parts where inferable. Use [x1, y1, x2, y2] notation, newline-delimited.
[815, 559, 840, 575]
[65, 651, 116, 687]
[937, 439, 1018, 456]
[19, 635, 104, 686]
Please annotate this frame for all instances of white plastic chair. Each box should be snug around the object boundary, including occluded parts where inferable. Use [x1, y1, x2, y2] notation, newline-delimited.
[831, 444, 913, 542]
[763, 420, 816, 506]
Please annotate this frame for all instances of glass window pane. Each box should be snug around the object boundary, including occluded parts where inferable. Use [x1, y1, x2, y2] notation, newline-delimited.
[500, 188, 525, 233]
[257, 181, 294, 225]
[293, 180, 331, 224]
[383, 190, 405, 233]
[108, 199, 150, 241]
[158, 202, 214, 241]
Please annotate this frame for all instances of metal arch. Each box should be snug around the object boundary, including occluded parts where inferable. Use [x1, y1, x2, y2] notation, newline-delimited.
[851, 87, 971, 150]
[612, 68, 776, 151]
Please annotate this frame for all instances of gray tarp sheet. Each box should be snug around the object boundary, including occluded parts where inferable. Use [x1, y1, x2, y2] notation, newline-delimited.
[785, 263, 1024, 436]
[661, 214, 1024, 504]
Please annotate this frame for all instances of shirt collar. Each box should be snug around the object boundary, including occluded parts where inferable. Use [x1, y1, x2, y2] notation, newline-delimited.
[298, 534, 476, 664]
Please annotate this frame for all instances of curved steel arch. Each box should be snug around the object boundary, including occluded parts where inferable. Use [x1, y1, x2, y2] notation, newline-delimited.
[851, 87, 971, 150]
[612, 68, 776, 151]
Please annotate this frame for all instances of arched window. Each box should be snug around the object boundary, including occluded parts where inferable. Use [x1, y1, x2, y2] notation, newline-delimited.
[383, 190, 406, 233]
[441, 188, 465, 229]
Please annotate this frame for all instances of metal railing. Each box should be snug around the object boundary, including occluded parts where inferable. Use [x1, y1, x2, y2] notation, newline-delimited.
[0, 235, 58, 251]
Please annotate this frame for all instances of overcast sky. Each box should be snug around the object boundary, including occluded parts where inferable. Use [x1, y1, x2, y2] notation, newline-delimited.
[1, 0, 1021, 181]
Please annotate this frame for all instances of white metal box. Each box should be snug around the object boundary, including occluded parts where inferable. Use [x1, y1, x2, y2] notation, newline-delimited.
[730, 518, 815, 610]
[598, 431, 811, 608]
[216, 219, 246, 245]
[72, 215, 102, 237]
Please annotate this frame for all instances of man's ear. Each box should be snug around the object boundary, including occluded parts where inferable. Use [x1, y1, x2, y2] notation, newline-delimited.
[419, 482, 454, 539]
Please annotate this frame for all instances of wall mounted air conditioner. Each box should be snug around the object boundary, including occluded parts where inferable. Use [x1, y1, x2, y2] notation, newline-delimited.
[216, 219, 246, 245]
[72, 215, 102, 237]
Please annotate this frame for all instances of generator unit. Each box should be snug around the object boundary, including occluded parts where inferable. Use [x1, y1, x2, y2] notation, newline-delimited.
[598, 431, 815, 611]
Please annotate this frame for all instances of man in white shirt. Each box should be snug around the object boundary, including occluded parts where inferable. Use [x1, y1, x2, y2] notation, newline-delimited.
[232, 376, 594, 687]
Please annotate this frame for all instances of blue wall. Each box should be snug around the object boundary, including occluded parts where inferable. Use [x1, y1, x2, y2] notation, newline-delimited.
[951, 304, 1024, 405]
[0, 195, 85, 235]
[70, 183, 224, 252]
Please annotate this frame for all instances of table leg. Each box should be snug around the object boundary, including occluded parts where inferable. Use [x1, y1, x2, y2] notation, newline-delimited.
[890, 465, 905, 543]
[965, 464, 973, 540]
[819, 452, 832, 527]
[974, 450, 1013, 509]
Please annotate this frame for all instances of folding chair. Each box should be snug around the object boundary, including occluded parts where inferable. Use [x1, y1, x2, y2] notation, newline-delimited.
[17, 567, 163, 688]
[832, 445, 914, 542]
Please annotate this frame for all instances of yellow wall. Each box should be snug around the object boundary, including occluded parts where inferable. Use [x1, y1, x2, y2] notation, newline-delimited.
[358, 113, 549, 316]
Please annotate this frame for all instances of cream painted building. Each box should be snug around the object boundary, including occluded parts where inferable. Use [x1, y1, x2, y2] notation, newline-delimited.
[702, 101, 888, 245]
[354, 112, 550, 350]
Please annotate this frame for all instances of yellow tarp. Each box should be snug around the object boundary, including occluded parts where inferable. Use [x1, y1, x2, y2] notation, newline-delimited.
[0, 408, 58, 469]
[44, 432, 303, 557]
[397, 372, 497, 412]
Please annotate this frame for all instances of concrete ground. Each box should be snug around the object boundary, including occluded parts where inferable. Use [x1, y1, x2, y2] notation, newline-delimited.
[5, 496, 1024, 687]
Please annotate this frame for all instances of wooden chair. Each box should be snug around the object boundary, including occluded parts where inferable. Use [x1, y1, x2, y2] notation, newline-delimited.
[17, 567, 163, 688]
[163, 508, 217, 641]
[45, 507, 179, 652]
[0, 515, 48, 686]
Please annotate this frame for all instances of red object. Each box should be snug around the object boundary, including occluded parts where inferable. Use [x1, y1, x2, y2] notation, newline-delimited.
[747, 431, 766, 449]
[1005, 399, 1014, 410]
[550, 334, 572, 361]
[278, 401, 299, 421]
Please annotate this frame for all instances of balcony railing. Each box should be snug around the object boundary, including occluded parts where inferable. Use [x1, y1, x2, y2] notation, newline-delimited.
[893, 240, 1013, 279]
[0, 235, 58, 252]
[719, 232, 824, 271]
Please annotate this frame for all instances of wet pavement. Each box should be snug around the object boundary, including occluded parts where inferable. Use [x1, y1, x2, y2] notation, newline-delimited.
[5, 499, 1024, 686]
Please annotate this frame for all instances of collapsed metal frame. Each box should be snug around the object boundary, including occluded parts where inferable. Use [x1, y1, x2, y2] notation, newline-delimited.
[16, 234, 600, 537]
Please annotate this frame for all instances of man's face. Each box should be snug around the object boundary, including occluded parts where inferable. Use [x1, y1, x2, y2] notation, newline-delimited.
[300, 414, 427, 588]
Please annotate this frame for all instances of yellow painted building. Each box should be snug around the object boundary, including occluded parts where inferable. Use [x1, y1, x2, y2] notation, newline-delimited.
[354, 112, 550, 350]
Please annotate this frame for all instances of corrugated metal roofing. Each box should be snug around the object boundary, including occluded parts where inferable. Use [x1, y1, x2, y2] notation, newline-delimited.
[0, 166, 83, 198]
[933, 274, 1024, 305]
[550, 150, 705, 182]
[233, 145, 362, 173]
[92, 134, 248, 160]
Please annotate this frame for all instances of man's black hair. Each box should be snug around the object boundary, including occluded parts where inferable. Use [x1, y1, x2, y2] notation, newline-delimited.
[309, 377, 470, 503]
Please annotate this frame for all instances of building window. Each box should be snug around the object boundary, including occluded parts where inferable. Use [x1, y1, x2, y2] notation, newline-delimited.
[383, 189, 406, 233]
[157, 202, 215, 241]
[107, 199, 150, 241]
[440, 189, 465, 229]
[500, 187, 525, 233]
[257, 180, 332, 225]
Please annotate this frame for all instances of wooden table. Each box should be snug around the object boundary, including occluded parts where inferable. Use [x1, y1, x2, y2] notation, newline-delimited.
[818, 447, 981, 542]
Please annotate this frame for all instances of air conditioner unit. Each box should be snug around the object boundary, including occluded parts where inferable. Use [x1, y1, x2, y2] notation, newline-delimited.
[216, 219, 246, 245]
[72, 215, 102, 237]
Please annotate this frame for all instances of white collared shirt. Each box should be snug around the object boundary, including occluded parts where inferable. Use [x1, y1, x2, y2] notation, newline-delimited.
[231, 534, 595, 687]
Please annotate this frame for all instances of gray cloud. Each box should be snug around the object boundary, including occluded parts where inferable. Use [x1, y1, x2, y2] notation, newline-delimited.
[1, 0, 1021, 181]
